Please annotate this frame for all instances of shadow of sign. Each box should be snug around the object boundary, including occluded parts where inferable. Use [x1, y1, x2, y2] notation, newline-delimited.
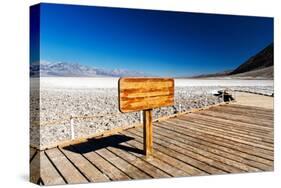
[63, 134, 143, 155]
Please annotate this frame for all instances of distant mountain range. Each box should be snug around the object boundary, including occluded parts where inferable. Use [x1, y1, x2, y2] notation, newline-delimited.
[31, 43, 273, 79]
[30, 61, 146, 77]
[191, 43, 273, 79]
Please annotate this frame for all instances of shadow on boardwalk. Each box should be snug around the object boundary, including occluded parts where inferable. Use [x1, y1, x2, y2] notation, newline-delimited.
[64, 134, 143, 155]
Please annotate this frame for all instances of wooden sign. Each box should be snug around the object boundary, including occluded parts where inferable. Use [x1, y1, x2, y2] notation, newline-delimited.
[118, 77, 175, 155]
[118, 78, 174, 113]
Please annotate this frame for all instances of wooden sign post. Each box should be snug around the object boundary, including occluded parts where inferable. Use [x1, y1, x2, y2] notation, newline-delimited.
[118, 78, 174, 155]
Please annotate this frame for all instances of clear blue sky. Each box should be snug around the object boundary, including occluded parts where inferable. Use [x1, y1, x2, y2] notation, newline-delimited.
[32, 3, 273, 77]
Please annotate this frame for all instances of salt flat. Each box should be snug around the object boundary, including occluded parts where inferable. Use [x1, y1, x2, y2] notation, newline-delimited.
[38, 77, 273, 89]
[30, 77, 274, 149]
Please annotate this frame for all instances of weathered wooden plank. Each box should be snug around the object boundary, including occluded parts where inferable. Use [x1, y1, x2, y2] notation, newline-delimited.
[175, 116, 273, 143]
[121, 96, 173, 109]
[171, 118, 274, 150]
[119, 78, 174, 88]
[123, 133, 205, 176]
[117, 138, 189, 177]
[119, 77, 174, 112]
[96, 148, 151, 179]
[203, 109, 273, 127]
[221, 104, 273, 113]
[208, 107, 274, 123]
[107, 145, 170, 178]
[59, 147, 109, 182]
[183, 115, 273, 140]
[181, 115, 273, 141]
[227, 104, 273, 113]
[40, 151, 66, 185]
[73, 143, 130, 181]
[157, 121, 273, 160]
[130, 128, 256, 173]
[30, 151, 40, 184]
[207, 110, 274, 124]
[168, 118, 273, 151]
[154, 122, 273, 166]
[153, 125, 272, 171]
[152, 130, 261, 172]
[214, 103, 273, 113]
[188, 113, 273, 135]
[126, 129, 227, 175]
[199, 110, 273, 127]
[213, 105, 273, 119]
[45, 148, 88, 184]
[120, 87, 174, 98]
[30, 147, 37, 162]
[169, 118, 274, 154]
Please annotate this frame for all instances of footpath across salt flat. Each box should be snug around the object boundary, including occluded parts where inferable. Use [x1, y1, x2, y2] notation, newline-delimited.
[235, 92, 273, 109]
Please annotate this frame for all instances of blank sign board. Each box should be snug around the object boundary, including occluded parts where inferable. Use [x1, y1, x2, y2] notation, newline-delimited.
[118, 77, 175, 113]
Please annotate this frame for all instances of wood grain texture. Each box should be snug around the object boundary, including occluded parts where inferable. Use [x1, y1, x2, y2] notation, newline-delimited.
[30, 104, 273, 185]
[143, 109, 153, 155]
[118, 77, 174, 113]
[40, 151, 66, 185]
[73, 142, 131, 181]
[30, 151, 40, 184]
[45, 148, 88, 184]
[59, 147, 109, 182]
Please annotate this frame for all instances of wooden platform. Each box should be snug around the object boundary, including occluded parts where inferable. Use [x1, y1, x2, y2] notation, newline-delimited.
[30, 104, 274, 185]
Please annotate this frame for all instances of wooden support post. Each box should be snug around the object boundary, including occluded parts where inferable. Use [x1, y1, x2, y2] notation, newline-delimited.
[143, 109, 153, 155]
[118, 77, 174, 156]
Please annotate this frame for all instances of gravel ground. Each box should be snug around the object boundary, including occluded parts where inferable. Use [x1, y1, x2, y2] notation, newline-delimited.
[30, 78, 274, 149]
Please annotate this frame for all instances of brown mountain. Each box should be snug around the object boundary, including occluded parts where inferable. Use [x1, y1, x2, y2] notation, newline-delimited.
[230, 43, 273, 77]
[188, 43, 273, 79]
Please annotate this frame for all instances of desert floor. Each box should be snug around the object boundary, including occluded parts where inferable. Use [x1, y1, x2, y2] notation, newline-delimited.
[235, 92, 273, 109]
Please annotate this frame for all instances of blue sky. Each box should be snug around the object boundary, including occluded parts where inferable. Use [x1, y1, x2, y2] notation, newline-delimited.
[31, 3, 273, 77]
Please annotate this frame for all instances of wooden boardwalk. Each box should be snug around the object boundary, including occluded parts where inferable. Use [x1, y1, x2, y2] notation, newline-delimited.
[30, 104, 274, 185]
